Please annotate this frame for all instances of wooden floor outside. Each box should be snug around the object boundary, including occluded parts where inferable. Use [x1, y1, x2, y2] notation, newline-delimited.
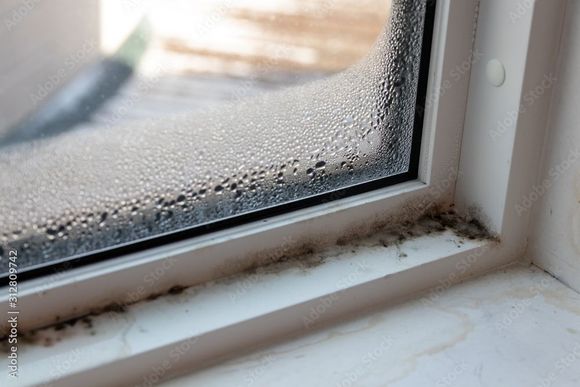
[90, 0, 390, 126]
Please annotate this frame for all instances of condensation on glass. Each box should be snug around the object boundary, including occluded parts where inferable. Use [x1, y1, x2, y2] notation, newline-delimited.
[0, 0, 429, 273]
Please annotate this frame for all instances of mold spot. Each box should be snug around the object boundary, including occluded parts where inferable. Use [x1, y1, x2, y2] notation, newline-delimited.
[1, 207, 496, 346]
[168, 285, 187, 295]
[102, 302, 128, 314]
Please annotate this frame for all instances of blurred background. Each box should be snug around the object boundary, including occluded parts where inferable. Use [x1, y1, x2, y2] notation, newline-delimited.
[0, 0, 390, 145]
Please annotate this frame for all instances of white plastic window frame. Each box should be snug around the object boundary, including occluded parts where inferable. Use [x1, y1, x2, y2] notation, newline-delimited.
[0, 0, 565, 341]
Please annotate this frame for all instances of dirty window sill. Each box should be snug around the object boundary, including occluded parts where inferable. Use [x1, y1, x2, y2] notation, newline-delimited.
[2, 216, 497, 387]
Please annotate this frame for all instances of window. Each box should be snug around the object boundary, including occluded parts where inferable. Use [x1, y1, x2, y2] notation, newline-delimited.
[1, 0, 566, 383]
[0, 0, 435, 282]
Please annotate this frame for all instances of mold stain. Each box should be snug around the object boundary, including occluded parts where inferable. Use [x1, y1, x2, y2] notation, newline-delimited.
[168, 285, 187, 295]
[0, 315, 98, 352]
[338, 206, 497, 249]
[0, 208, 496, 350]
[0, 300, 132, 351]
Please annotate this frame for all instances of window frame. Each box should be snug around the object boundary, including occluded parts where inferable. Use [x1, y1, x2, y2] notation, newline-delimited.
[0, 0, 434, 284]
[0, 0, 564, 340]
[0, 0, 476, 332]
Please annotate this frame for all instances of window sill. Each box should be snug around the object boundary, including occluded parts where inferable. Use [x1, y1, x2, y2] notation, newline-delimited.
[166, 264, 580, 387]
[3, 222, 498, 387]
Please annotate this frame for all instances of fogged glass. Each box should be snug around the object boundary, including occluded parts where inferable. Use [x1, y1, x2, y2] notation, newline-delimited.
[0, 0, 428, 273]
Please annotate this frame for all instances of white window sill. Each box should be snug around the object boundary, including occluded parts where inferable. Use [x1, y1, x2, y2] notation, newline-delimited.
[165, 264, 580, 387]
[3, 219, 496, 387]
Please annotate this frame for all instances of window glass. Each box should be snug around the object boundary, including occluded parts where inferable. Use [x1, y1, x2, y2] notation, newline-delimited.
[0, 0, 432, 276]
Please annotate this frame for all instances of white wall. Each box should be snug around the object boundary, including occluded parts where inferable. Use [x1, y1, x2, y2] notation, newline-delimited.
[528, 0, 580, 292]
[0, 0, 101, 137]
[0, 0, 145, 140]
